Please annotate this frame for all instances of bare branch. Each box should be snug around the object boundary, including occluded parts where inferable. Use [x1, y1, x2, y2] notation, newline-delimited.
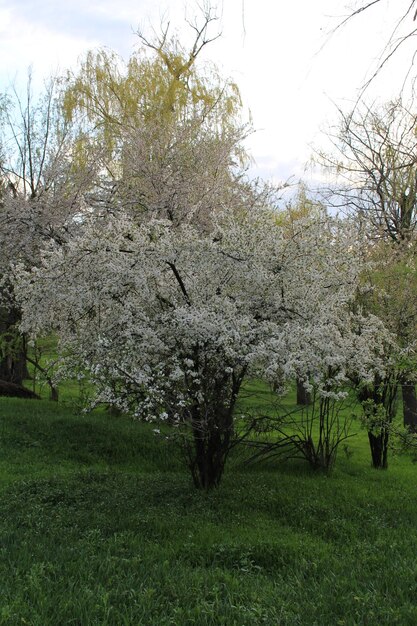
[166, 261, 192, 306]
[327, 1, 417, 99]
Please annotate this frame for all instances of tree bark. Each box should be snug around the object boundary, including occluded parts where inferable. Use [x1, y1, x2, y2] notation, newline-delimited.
[296, 377, 311, 406]
[368, 429, 389, 469]
[0, 350, 28, 385]
[188, 400, 235, 491]
[402, 381, 417, 432]
[0, 306, 28, 386]
[190, 420, 231, 490]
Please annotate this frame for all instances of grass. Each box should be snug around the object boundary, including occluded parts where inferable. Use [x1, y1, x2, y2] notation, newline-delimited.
[1, 388, 417, 624]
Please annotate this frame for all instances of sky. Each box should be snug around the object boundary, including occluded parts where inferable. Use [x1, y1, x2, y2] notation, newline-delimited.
[0, 0, 415, 188]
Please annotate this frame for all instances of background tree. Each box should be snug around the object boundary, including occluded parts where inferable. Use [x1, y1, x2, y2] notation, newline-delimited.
[0, 74, 97, 394]
[253, 308, 390, 471]
[61, 9, 254, 228]
[333, 1, 417, 97]
[359, 371, 400, 469]
[320, 98, 417, 242]
[357, 240, 417, 433]
[278, 184, 326, 406]
[319, 98, 417, 430]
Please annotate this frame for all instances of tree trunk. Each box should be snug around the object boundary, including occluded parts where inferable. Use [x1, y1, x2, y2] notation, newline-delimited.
[190, 426, 229, 490]
[0, 306, 28, 386]
[402, 381, 417, 432]
[296, 377, 311, 406]
[368, 429, 389, 469]
[0, 350, 28, 385]
[189, 408, 234, 491]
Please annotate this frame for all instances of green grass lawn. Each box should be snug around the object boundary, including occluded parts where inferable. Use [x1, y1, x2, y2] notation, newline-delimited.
[1, 390, 417, 625]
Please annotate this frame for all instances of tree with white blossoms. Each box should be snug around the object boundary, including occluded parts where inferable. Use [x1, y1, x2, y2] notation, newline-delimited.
[0, 10, 255, 399]
[255, 211, 395, 471]
[0, 74, 98, 395]
[16, 207, 390, 488]
[318, 98, 417, 431]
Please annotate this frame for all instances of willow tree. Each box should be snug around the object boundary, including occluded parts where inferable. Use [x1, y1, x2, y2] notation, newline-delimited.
[62, 8, 252, 227]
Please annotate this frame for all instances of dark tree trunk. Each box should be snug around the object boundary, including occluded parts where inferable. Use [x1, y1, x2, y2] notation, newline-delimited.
[402, 381, 417, 433]
[358, 376, 397, 470]
[296, 377, 311, 406]
[368, 429, 389, 469]
[0, 350, 28, 385]
[191, 427, 227, 490]
[188, 402, 236, 491]
[0, 305, 28, 386]
[49, 386, 59, 402]
[185, 367, 245, 490]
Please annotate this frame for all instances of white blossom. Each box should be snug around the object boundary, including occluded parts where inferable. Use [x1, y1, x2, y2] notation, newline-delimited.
[16, 207, 389, 419]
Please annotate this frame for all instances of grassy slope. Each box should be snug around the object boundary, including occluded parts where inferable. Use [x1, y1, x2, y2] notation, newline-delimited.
[0, 393, 417, 625]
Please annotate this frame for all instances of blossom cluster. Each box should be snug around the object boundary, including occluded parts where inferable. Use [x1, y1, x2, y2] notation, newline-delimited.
[15, 207, 392, 421]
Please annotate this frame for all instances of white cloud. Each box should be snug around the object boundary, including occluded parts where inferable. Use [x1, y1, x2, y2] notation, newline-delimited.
[0, 0, 414, 184]
[0, 7, 99, 89]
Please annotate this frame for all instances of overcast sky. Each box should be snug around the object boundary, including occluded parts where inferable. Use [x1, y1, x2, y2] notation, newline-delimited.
[0, 0, 414, 187]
